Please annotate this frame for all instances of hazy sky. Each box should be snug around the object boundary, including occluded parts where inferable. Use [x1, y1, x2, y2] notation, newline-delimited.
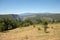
[0, 0, 60, 14]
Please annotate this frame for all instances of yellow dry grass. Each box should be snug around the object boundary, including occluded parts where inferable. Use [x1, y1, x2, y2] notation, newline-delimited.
[0, 23, 60, 40]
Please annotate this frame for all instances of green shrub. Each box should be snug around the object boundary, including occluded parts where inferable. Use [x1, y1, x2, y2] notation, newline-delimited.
[42, 20, 48, 33]
[0, 26, 4, 32]
[19, 19, 33, 27]
[0, 18, 20, 32]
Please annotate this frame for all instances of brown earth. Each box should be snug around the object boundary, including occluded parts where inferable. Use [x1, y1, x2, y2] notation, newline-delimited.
[0, 23, 60, 40]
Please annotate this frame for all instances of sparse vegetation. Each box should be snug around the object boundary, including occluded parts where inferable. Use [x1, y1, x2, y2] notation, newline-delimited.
[0, 14, 60, 33]
[0, 23, 60, 40]
[25, 35, 29, 39]
[33, 25, 35, 28]
[37, 27, 41, 30]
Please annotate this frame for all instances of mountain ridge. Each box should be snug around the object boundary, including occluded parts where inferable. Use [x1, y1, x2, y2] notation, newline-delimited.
[0, 13, 60, 21]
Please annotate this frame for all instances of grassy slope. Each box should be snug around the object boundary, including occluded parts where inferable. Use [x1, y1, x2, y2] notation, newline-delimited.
[0, 23, 60, 40]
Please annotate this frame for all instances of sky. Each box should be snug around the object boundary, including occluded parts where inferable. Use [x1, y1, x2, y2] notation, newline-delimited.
[0, 0, 60, 14]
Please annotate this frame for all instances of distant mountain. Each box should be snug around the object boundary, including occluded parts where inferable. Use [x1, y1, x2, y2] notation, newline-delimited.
[19, 13, 36, 20]
[0, 13, 60, 22]
[19, 13, 60, 21]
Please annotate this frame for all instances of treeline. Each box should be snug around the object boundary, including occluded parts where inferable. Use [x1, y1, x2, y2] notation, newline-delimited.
[0, 18, 20, 32]
[0, 18, 34, 32]
[0, 18, 60, 32]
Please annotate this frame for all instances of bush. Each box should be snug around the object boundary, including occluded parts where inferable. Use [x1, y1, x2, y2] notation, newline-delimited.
[33, 25, 35, 28]
[0, 18, 20, 32]
[37, 27, 41, 30]
[19, 19, 33, 27]
[42, 20, 48, 33]
[0, 26, 4, 32]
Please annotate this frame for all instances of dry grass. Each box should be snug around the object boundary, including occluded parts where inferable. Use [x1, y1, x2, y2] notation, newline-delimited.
[0, 23, 60, 40]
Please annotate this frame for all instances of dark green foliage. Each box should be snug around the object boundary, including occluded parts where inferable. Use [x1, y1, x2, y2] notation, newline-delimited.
[19, 19, 33, 27]
[42, 20, 48, 25]
[24, 19, 33, 25]
[36, 20, 42, 24]
[52, 19, 55, 23]
[42, 20, 48, 33]
[0, 26, 4, 32]
[0, 18, 20, 32]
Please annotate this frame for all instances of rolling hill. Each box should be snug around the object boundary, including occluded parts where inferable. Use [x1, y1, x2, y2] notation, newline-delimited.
[19, 13, 60, 21]
[0, 14, 21, 21]
[0, 13, 60, 22]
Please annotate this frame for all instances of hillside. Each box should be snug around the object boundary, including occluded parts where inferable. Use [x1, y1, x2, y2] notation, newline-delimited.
[0, 23, 60, 40]
[0, 13, 60, 40]
[0, 14, 21, 21]
[0, 13, 60, 22]
[20, 13, 60, 21]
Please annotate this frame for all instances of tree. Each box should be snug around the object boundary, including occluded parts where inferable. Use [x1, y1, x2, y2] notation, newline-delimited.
[42, 20, 48, 33]
[20, 19, 33, 27]
[52, 19, 55, 23]
[0, 18, 20, 32]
